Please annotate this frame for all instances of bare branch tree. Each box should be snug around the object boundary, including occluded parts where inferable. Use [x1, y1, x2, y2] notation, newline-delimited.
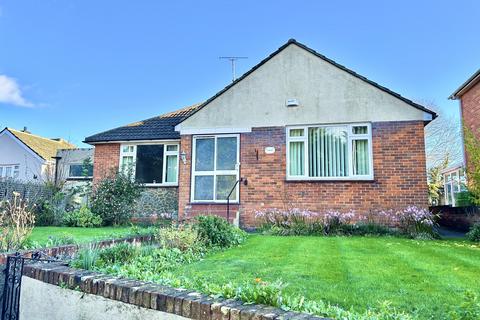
[423, 101, 463, 169]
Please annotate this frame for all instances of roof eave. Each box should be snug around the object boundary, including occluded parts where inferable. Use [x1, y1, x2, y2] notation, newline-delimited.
[449, 69, 480, 100]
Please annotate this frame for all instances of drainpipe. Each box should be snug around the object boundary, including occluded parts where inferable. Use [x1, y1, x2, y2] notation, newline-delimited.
[52, 156, 62, 188]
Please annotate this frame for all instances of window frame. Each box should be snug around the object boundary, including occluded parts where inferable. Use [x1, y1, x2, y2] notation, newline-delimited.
[68, 163, 93, 179]
[0, 164, 20, 179]
[286, 123, 373, 181]
[119, 141, 180, 187]
[191, 134, 240, 204]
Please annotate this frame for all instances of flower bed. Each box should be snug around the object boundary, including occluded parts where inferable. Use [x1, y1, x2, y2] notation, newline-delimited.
[255, 206, 438, 239]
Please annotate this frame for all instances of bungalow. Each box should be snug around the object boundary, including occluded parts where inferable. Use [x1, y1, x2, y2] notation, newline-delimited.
[0, 127, 76, 183]
[85, 39, 436, 227]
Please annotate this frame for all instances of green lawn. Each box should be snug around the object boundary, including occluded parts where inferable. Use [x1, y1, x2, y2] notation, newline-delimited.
[28, 226, 136, 245]
[171, 235, 480, 319]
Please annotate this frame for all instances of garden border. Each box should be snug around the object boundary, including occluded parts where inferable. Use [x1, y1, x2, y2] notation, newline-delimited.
[0, 234, 154, 264]
[21, 262, 329, 320]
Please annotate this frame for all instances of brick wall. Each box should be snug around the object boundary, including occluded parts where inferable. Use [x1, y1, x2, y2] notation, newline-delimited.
[460, 80, 480, 170]
[178, 121, 429, 227]
[92, 143, 120, 183]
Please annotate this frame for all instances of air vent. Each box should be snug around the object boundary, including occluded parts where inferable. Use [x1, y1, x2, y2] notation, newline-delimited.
[286, 98, 299, 107]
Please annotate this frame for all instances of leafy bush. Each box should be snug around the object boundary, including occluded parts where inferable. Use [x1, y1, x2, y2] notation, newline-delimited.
[63, 205, 102, 227]
[157, 226, 203, 252]
[455, 191, 474, 207]
[90, 171, 141, 226]
[97, 243, 138, 265]
[35, 189, 77, 226]
[466, 224, 480, 242]
[350, 222, 396, 236]
[193, 215, 247, 248]
[0, 192, 36, 252]
[323, 210, 355, 235]
[396, 206, 439, 238]
[72, 245, 99, 270]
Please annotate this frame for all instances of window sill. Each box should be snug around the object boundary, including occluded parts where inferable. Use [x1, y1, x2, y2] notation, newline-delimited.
[141, 183, 179, 188]
[286, 177, 375, 182]
[188, 202, 240, 205]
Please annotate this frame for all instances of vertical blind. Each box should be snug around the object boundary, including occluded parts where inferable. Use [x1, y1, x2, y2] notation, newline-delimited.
[308, 127, 348, 177]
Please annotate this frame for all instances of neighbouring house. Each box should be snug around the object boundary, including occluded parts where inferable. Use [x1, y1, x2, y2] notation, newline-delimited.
[85, 39, 436, 227]
[448, 69, 480, 191]
[0, 127, 76, 183]
[442, 163, 467, 206]
[55, 148, 94, 193]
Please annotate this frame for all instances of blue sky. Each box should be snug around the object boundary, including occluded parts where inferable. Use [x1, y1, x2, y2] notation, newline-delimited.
[0, 0, 478, 147]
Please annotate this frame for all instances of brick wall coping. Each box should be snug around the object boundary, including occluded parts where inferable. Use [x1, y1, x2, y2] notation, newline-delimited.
[0, 234, 154, 265]
[22, 262, 329, 320]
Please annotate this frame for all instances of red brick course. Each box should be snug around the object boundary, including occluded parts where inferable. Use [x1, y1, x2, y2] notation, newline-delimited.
[93, 143, 120, 183]
[178, 121, 429, 227]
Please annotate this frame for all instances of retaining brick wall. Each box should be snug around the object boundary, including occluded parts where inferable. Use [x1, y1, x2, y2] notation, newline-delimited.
[178, 121, 429, 227]
[431, 205, 480, 232]
[22, 262, 328, 320]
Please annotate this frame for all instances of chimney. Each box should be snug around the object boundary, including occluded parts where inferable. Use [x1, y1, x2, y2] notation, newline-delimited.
[21, 126, 30, 134]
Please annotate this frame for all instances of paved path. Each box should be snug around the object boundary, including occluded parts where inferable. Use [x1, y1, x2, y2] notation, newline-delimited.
[438, 227, 466, 239]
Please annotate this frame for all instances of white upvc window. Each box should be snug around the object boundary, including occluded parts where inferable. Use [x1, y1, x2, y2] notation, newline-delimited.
[0, 164, 20, 179]
[286, 123, 373, 180]
[119, 142, 179, 186]
[191, 134, 240, 203]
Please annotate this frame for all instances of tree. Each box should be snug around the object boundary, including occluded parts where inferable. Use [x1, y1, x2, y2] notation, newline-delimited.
[424, 106, 463, 169]
[427, 157, 448, 205]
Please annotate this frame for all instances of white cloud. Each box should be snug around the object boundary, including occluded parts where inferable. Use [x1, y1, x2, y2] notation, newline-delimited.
[0, 75, 34, 107]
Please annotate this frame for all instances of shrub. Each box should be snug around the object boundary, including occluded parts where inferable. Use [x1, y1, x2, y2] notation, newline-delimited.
[322, 210, 355, 235]
[157, 226, 203, 252]
[455, 191, 474, 207]
[97, 243, 138, 265]
[90, 171, 141, 226]
[350, 222, 395, 236]
[193, 215, 247, 248]
[63, 205, 102, 227]
[0, 192, 36, 252]
[466, 224, 480, 242]
[72, 245, 99, 270]
[35, 189, 77, 226]
[396, 206, 438, 238]
[255, 208, 324, 235]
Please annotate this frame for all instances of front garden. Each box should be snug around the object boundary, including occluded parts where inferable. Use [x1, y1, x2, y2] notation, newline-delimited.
[69, 215, 480, 320]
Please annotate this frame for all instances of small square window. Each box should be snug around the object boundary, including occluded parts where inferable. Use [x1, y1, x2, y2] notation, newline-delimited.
[122, 145, 134, 153]
[289, 129, 304, 137]
[352, 126, 368, 134]
[166, 145, 178, 152]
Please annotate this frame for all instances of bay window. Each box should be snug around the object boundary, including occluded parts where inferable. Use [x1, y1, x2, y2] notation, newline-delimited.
[287, 123, 373, 180]
[191, 135, 239, 203]
[119, 143, 179, 186]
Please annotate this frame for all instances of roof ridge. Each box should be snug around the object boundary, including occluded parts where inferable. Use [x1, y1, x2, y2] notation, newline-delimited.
[8, 127, 74, 146]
